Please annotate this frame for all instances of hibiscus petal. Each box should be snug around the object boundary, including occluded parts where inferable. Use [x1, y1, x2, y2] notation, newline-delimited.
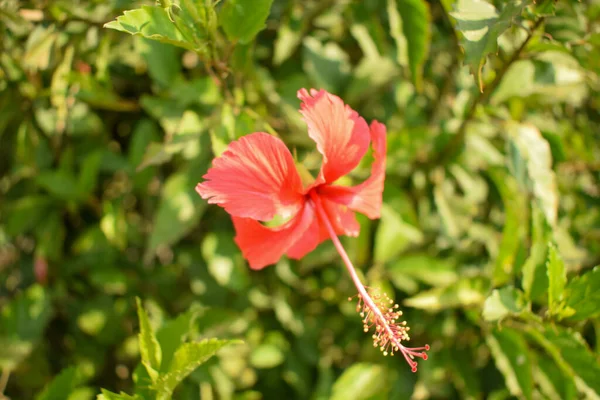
[232, 203, 315, 270]
[286, 197, 359, 260]
[318, 121, 387, 219]
[298, 88, 370, 184]
[196, 132, 304, 221]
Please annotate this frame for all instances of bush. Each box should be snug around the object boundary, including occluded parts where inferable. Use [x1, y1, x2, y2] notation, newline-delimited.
[1, 0, 599, 399]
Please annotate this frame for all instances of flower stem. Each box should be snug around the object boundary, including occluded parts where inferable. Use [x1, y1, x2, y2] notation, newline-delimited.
[309, 192, 429, 371]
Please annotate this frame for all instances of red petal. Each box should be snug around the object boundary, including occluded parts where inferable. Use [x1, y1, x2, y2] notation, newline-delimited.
[319, 121, 387, 219]
[232, 203, 315, 270]
[196, 132, 304, 221]
[298, 89, 370, 185]
[286, 196, 359, 260]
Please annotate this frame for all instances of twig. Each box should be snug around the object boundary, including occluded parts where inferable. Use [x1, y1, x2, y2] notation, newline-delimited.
[426, 17, 545, 168]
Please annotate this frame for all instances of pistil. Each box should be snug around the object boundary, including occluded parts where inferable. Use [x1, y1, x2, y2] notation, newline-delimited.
[310, 191, 429, 372]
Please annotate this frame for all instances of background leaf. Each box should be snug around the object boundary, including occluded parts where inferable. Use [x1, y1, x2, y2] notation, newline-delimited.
[220, 0, 274, 44]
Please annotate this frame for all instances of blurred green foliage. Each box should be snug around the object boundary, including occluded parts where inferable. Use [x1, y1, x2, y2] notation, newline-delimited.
[1, 0, 599, 399]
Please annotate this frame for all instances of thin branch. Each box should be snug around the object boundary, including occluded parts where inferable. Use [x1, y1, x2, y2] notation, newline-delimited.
[426, 17, 545, 168]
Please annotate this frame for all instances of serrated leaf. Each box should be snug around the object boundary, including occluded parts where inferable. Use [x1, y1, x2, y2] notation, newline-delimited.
[521, 202, 551, 302]
[562, 266, 600, 321]
[154, 339, 240, 399]
[487, 327, 533, 400]
[330, 363, 388, 400]
[136, 297, 162, 381]
[546, 243, 566, 316]
[220, 0, 274, 44]
[104, 6, 204, 52]
[450, 0, 525, 91]
[389, 0, 430, 90]
[36, 367, 79, 400]
[482, 286, 528, 322]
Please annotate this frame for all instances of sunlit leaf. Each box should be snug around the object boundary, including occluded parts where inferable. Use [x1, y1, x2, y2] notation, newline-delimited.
[482, 286, 529, 322]
[450, 0, 525, 90]
[154, 339, 241, 398]
[136, 297, 162, 381]
[331, 363, 388, 400]
[546, 243, 566, 317]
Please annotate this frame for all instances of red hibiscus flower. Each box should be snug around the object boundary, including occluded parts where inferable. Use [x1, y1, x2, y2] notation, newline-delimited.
[196, 88, 429, 371]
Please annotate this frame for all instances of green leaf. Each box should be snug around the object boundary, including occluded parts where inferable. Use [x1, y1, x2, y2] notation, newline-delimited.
[527, 327, 600, 398]
[156, 307, 200, 373]
[36, 170, 83, 202]
[487, 327, 533, 400]
[533, 0, 556, 16]
[450, 0, 525, 91]
[104, 5, 206, 53]
[330, 363, 388, 400]
[562, 266, 600, 321]
[521, 202, 551, 302]
[487, 168, 527, 285]
[374, 204, 423, 264]
[388, 254, 458, 293]
[302, 37, 351, 94]
[138, 110, 206, 171]
[220, 0, 274, 44]
[145, 169, 207, 261]
[250, 343, 285, 369]
[22, 25, 58, 71]
[50, 45, 74, 133]
[482, 286, 528, 322]
[273, 5, 304, 65]
[507, 123, 558, 227]
[0, 284, 52, 370]
[404, 278, 486, 311]
[534, 353, 577, 400]
[546, 243, 566, 316]
[137, 38, 181, 88]
[389, 0, 431, 90]
[136, 297, 162, 381]
[97, 389, 139, 400]
[154, 339, 240, 399]
[5, 196, 54, 236]
[36, 367, 79, 400]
